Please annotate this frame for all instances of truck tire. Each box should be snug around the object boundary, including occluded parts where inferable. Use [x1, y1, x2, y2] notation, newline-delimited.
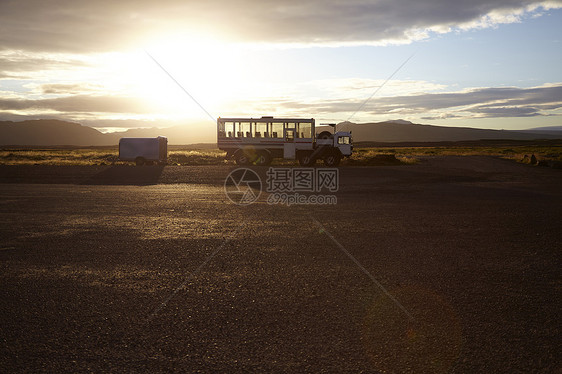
[298, 152, 316, 166]
[323, 153, 341, 167]
[255, 150, 272, 166]
[235, 151, 252, 165]
[135, 157, 146, 166]
[317, 131, 333, 140]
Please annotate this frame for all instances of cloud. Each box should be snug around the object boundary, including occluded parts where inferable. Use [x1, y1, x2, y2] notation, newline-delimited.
[268, 83, 562, 120]
[39, 83, 103, 95]
[360, 84, 562, 118]
[0, 95, 151, 114]
[0, 0, 560, 52]
[420, 113, 463, 120]
[0, 51, 90, 81]
[467, 105, 541, 117]
[1, 77, 560, 125]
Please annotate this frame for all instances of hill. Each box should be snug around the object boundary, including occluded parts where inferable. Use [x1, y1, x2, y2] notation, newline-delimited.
[520, 126, 562, 136]
[0, 120, 214, 146]
[327, 120, 562, 142]
[0, 120, 109, 146]
[0, 119, 560, 146]
[112, 124, 214, 144]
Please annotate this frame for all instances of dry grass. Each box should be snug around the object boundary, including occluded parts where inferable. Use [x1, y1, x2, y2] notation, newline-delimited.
[1, 144, 560, 166]
[0, 149, 119, 165]
[382, 145, 562, 161]
[343, 149, 416, 166]
[168, 149, 228, 165]
[346, 145, 562, 166]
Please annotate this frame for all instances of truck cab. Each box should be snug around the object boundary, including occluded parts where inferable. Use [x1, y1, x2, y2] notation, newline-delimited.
[334, 132, 353, 157]
[312, 129, 353, 166]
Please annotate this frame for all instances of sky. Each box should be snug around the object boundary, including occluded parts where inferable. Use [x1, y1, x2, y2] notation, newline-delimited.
[1, 0, 561, 139]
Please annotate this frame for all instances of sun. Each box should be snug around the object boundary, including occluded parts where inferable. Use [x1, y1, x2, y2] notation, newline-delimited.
[110, 35, 256, 121]
[96, 32, 297, 123]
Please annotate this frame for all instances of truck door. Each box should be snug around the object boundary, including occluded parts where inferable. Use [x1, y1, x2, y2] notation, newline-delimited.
[335, 134, 352, 156]
[283, 128, 295, 159]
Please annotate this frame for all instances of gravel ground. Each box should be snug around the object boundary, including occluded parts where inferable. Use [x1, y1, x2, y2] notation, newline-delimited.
[0, 156, 560, 373]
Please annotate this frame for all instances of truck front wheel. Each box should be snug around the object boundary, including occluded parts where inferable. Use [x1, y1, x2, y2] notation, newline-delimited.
[298, 152, 316, 166]
[323, 153, 341, 167]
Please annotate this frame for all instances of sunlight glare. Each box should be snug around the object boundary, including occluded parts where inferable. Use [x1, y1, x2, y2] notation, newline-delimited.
[115, 35, 269, 121]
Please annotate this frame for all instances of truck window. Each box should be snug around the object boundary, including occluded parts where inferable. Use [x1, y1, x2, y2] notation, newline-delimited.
[240, 122, 251, 137]
[338, 136, 350, 144]
[272, 123, 283, 138]
[222, 121, 235, 138]
[285, 130, 294, 141]
[299, 122, 312, 138]
[254, 122, 267, 137]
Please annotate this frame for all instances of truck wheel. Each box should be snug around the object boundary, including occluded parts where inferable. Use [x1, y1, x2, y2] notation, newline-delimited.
[323, 153, 341, 167]
[235, 152, 252, 165]
[317, 131, 333, 140]
[135, 157, 146, 166]
[298, 153, 316, 166]
[255, 151, 272, 166]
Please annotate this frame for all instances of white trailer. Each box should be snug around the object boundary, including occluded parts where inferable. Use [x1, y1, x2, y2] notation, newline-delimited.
[119, 136, 168, 166]
[217, 117, 352, 166]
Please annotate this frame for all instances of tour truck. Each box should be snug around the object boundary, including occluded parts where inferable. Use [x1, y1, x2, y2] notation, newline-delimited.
[119, 136, 168, 166]
[217, 117, 352, 166]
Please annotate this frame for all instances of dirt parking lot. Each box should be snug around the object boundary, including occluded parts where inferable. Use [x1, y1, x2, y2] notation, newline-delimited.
[0, 156, 560, 373]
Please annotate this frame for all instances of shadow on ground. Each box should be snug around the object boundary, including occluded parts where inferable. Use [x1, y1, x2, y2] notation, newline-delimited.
[81, 165, 164, 185]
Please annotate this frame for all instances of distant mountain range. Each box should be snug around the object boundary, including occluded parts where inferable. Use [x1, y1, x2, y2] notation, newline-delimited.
[327, 120, 562, 143]
[0, 119, 561, 146]
[0, 120, 109, 146]
[0, 120, 213, 146]
[517, 126, 562, 136]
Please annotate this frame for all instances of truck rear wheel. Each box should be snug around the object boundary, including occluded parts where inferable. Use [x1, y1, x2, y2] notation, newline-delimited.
[323, 153, 341, 167]
[298, 152, 316, 166]
[255, 151, 272, 166]
[235, 151, 252, 165]
[135, 157, 146, 166]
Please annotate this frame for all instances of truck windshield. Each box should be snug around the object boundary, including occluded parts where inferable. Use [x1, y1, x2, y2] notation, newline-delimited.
[338, 136, 351, 145]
